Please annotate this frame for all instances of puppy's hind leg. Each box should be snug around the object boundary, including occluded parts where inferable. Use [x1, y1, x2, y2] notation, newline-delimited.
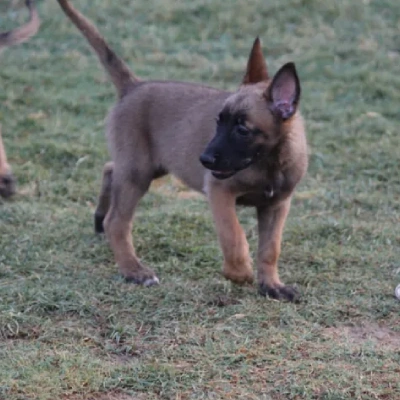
[94, 161, 113, 233]
[104, 166, 159, 286]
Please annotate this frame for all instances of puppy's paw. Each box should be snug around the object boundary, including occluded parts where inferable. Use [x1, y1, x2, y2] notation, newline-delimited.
[122, 265, 160, 287]
[259, 283, 300, 303]
[222, 262, 254, 285]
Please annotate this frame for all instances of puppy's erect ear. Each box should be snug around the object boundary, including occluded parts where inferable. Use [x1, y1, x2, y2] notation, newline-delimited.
[242, 37, 269, 85]
[267, 62, 301, 120]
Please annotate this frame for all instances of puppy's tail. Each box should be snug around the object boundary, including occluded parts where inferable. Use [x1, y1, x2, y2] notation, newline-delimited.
[0, 0, 40, 52]
[57, 0, 138, 98]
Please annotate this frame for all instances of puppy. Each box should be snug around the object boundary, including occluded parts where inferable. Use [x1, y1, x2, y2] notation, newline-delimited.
[57, 0, 308, 301]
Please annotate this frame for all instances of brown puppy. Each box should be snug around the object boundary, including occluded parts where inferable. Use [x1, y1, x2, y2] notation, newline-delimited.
[57, 0, 308, 302]
[0, 0, 40, 198]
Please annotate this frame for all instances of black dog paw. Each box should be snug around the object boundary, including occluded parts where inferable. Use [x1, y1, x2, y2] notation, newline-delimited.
[259, 283, 301, 303]
[94, 212, 105, 233]
[0, 173, 16, 199]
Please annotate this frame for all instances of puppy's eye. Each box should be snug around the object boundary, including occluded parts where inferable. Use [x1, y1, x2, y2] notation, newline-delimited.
[236, 118, 250, 136]
[237, 124, 249, 135]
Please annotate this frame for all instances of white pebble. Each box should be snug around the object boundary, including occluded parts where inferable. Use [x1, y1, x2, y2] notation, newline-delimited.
[395, 284, 400, 300]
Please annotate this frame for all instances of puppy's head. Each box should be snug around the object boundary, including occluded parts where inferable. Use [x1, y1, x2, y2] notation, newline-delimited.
[200, 38, 301, 179]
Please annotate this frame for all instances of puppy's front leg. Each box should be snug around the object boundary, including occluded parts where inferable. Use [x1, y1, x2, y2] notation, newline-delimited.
[208, 184, 253, 284]
[257, 198, 299, 302]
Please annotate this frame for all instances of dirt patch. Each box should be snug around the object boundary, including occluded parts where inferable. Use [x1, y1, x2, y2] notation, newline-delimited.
[63, 392, 148, 400]
[92, 395, 137, 400]
[325, 323, 400, 349]
[207, 295, 241, 307]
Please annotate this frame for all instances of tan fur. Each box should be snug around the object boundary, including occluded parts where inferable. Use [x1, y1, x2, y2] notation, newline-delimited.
[57, 0, 308, 300]
[0, 0, 40, 199]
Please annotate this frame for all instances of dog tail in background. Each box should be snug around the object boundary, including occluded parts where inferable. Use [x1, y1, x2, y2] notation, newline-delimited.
[0, 0, 40, 52]
[57, 0, 139, 98]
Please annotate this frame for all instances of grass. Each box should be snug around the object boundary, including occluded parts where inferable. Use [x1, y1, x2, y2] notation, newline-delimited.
[1, 0, 400, 399]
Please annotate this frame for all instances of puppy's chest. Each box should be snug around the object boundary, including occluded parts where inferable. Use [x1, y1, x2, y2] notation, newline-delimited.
[235, 164, 289, 207]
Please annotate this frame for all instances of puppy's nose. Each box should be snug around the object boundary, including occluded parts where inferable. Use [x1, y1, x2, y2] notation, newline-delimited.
[199, 153, 217, 169]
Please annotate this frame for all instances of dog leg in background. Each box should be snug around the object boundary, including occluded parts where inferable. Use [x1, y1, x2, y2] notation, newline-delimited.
[94, 162, 114, 233]
[208, 184, 254, 284]
[0, 0, 40, 199]
[257, 199, 300, 302]
[103, 167, 159, 286]
[0, 126, 16, 198]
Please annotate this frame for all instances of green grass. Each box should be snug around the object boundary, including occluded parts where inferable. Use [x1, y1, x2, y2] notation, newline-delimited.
[1, 0, 400, 399]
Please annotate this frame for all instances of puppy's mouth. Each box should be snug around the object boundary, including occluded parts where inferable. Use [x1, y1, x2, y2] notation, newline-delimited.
[211, 170, 236, 180]
[210, 158, 254, 180]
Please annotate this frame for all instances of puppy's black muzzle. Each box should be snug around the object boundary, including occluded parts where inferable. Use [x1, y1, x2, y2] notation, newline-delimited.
[200, 150, 254, 180]
[199, 153, 218, 170]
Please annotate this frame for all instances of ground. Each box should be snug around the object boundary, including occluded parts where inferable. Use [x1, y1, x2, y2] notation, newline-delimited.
[0, 0, 399, 399]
